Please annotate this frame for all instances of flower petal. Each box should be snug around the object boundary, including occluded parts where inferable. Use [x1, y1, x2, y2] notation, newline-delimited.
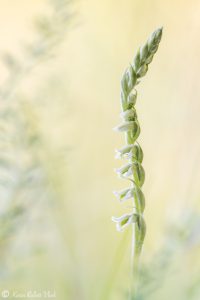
[112, 213, 138, 232]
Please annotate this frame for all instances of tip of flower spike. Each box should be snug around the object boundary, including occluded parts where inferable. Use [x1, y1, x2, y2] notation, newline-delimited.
[153, 26, 163, 34]
[158, 27, 163, 39]
[158, 27, 163, 36]
[157, 26, 163, 32]
[153, 27, 163, 41]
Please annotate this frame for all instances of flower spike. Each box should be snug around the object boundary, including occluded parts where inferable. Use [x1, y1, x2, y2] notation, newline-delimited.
[112, 27, 163, 298]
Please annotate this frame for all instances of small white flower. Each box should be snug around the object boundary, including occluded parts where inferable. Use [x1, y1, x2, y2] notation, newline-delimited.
[115, 145, 133, 159]
[113, 121, 136, 132]
[111, 213, 137, 232]
[113, 188, 134, 202]
[115, 163, 132, 178]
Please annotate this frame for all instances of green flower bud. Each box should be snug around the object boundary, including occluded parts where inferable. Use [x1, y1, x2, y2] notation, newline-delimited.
[127, 65, 137, 90]
[140, 44, 149, 63]
[135, 216, 146, 250]
[151, 44, 159, 54]
[125, 121, 140, 144]
[132, 162, 145, 187]
[128, 142, 143, 163]
[132, 186, 145, 213]
[121, 72, 129, 95]
[137, 64, 148, 77]
[145, 53, 154, 64]
[120, 90, 128, 111]
[154, 27, 163, 42]
[121, 65, 137, 96]
[127, 90, 137, 108]
[148, 27, 162, 53]
[133, 50, 140, 72]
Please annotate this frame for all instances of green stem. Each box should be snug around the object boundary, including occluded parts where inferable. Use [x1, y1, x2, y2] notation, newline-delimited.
[130, 223, 142, 299]
[129, 141, 141, 299]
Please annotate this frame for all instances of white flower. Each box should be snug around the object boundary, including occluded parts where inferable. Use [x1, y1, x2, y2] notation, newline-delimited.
[113, 188, 134, 202]
[115, 163, 132, 178]
[115, 144, 133, 159]
[111, 213, 137, 232]
[113, 121, 136, 132]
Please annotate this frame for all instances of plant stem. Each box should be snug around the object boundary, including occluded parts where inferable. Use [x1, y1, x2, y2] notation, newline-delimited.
[130, 224, 138, 297]
[130, 222, 141, 299]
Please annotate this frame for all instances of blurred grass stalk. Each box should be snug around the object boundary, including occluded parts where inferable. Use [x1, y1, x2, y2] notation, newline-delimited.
[0, 0, 74, 101]
[0, 0, 77, 297]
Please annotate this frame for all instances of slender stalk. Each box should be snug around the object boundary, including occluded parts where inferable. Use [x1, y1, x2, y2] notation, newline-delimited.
[130, 223, 139, 296]
[112, 28, 163, 299]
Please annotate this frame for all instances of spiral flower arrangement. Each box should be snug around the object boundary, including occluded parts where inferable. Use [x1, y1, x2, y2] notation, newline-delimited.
[112, 28, 163, 297]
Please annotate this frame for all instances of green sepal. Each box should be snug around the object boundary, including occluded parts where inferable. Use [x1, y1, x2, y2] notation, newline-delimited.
[135, 215, 146, 253]
[125, 121, 140, 144]
[133, 50, 140, 72]
[127, 90, 137, 108]
[137, 64, 148, 78]
[132, 162, 145, 187]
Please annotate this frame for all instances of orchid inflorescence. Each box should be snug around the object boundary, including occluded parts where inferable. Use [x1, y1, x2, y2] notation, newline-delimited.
[112, 27, 163, 297]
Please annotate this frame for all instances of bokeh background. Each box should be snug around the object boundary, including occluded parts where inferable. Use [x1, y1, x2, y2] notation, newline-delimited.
[0, 0, 200, 299]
